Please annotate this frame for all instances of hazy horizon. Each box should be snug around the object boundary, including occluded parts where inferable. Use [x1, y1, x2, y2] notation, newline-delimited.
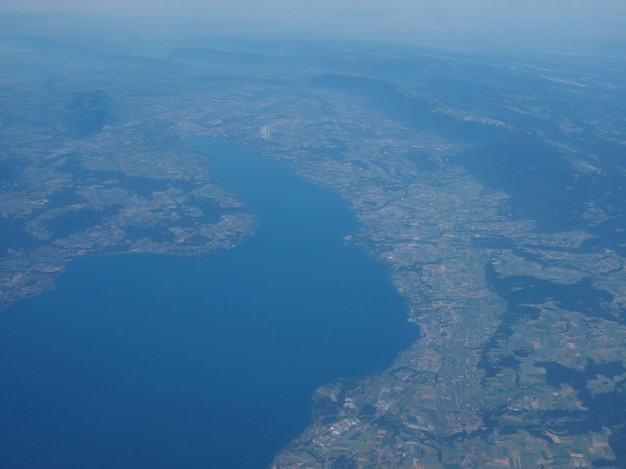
[2, 0, 626, 45]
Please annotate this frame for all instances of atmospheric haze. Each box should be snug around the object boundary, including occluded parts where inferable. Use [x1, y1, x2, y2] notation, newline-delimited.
[2, 0, 626, 465]
[2, 0, 626, 42]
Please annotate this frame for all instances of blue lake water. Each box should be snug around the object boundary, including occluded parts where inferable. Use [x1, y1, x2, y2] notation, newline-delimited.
[0, 137, 417, 468]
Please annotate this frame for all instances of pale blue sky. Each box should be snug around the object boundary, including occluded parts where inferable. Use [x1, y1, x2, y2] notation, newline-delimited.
[3, 0, 625, 18]
[2, 0, 625, 42]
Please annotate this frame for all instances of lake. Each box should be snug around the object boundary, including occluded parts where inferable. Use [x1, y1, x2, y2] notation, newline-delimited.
[0, 137, 417, 468]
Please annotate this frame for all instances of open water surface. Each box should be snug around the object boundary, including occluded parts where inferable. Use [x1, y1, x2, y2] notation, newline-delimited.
[0, 137, 416, 468]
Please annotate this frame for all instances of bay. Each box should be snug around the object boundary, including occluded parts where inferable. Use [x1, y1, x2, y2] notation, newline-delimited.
[0, 137, 417, 468]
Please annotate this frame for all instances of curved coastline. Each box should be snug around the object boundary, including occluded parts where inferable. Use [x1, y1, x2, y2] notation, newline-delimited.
[0, 136, 417, 469]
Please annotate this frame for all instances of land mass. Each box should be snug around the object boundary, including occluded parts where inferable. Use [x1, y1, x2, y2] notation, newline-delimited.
[1, 25, 626, 468]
